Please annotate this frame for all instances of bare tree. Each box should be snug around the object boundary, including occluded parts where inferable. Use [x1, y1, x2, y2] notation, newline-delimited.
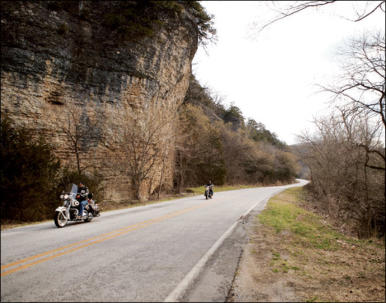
[256, 1, 385, 129]
[61, 102, 104, 174]
[318, 32, 386, 173]
[298, 109, 385, 237]
[157, 141, 170, 199]
[323, 33, 385, 127]
[338, 106, 385, 171]
[108, 102, 175, 202]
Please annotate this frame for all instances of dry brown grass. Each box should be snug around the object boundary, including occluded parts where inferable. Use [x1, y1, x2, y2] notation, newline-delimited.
[230, 188, 385, 302]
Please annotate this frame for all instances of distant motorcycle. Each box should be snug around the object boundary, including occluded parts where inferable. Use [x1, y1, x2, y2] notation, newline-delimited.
[204, 185, 213, 200]
[54, 184, 100, 228]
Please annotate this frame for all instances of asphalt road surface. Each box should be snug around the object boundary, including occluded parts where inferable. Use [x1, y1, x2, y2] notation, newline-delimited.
[1, 180, 307, 302]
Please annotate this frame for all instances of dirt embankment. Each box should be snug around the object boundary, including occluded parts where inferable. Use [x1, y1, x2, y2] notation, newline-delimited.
[228, 188, 385, 302]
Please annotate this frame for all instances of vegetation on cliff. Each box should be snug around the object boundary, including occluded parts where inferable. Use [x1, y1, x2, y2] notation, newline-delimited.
[43, 0, 215, 45]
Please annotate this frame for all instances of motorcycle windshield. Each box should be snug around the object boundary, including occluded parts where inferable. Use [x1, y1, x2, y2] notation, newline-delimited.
[70, 184, 78, 199]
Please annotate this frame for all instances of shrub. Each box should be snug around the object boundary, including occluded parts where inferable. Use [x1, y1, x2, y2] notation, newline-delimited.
[57, 23, 69, 35]
[0, 116, 104, 223]
[0, 116, 61, 222]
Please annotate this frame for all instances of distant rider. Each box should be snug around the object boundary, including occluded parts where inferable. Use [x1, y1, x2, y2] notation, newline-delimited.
[77, 182, 89, 219]
[206, 180, 214, 196]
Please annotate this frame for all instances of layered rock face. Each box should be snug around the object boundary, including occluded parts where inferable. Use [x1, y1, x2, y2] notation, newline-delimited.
[1, 1, 198, 201]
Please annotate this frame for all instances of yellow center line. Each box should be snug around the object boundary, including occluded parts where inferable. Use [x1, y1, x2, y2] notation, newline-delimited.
[1, 221, 150, 270]
[2, 204, 201, 271]
[1, 201, 209, 277]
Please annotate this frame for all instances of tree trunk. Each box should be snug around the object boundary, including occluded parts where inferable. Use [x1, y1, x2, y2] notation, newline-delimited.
[75, 144, 81, 174]
[132, 178, 143, 202]
[158, 157, 166, 199]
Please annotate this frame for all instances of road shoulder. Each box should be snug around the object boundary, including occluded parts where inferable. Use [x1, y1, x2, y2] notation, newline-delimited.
[227, 187, 385, 302]
[180, 218, 248, 302]
[227, 209, 298, 302]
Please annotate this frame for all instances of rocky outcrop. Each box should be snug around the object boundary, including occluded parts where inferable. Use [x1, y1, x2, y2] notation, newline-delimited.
[1, 1, 198, 201]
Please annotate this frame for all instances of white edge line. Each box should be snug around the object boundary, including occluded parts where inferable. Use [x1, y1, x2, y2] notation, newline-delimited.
[163, 196, 271, 302]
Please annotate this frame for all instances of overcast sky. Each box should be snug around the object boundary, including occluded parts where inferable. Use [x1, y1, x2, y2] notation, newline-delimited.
[192, 1, 385, 145]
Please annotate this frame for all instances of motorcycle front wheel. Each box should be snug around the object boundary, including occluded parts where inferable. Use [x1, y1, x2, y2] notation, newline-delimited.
[54, 211, 68, 228]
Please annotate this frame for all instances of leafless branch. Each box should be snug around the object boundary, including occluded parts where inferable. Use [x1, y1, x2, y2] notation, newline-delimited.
[257, 1, 385, 32]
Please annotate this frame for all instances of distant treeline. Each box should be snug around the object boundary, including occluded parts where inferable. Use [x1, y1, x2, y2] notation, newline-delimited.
[174, 75, 300, 191]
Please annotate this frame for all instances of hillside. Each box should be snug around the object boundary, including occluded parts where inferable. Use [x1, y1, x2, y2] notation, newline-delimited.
[1, 0, 299, 223]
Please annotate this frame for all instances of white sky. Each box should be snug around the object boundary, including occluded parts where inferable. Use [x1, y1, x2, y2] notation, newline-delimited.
[192, 1, 385, 145]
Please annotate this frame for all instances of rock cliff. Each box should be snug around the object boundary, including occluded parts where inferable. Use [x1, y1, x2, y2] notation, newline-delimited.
[1, 1, 199, 201]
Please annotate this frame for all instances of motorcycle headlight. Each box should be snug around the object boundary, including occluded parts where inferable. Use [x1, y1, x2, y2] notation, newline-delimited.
[60, 195, 64, 199]
[64, 194, 69, 199]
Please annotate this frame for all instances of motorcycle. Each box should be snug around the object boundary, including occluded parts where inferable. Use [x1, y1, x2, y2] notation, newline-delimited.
[54, 184, 100, 228]
[204, 185, 213, 200]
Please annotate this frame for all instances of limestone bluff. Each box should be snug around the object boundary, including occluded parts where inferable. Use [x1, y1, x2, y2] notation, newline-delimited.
[1, 1, 200, 201]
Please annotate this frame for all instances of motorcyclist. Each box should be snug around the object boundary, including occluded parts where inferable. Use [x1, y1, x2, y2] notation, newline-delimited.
[77, 182, 89, 219]
[206, 180, 214, 196]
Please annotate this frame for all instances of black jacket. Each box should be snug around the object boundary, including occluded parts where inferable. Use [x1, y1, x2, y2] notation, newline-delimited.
[77, 185, 89, 201]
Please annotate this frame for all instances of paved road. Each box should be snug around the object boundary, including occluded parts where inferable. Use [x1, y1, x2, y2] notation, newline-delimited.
[1, 180, 307, 302]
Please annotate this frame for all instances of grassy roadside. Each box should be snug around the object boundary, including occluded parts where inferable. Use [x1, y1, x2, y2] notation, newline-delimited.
[1, 183, 274, 231]
[231, 187, 385, 302]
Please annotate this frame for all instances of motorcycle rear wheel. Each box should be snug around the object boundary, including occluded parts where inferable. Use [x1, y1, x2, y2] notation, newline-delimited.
[85, 212, 93, 222]
[54, 212, 68, 228]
